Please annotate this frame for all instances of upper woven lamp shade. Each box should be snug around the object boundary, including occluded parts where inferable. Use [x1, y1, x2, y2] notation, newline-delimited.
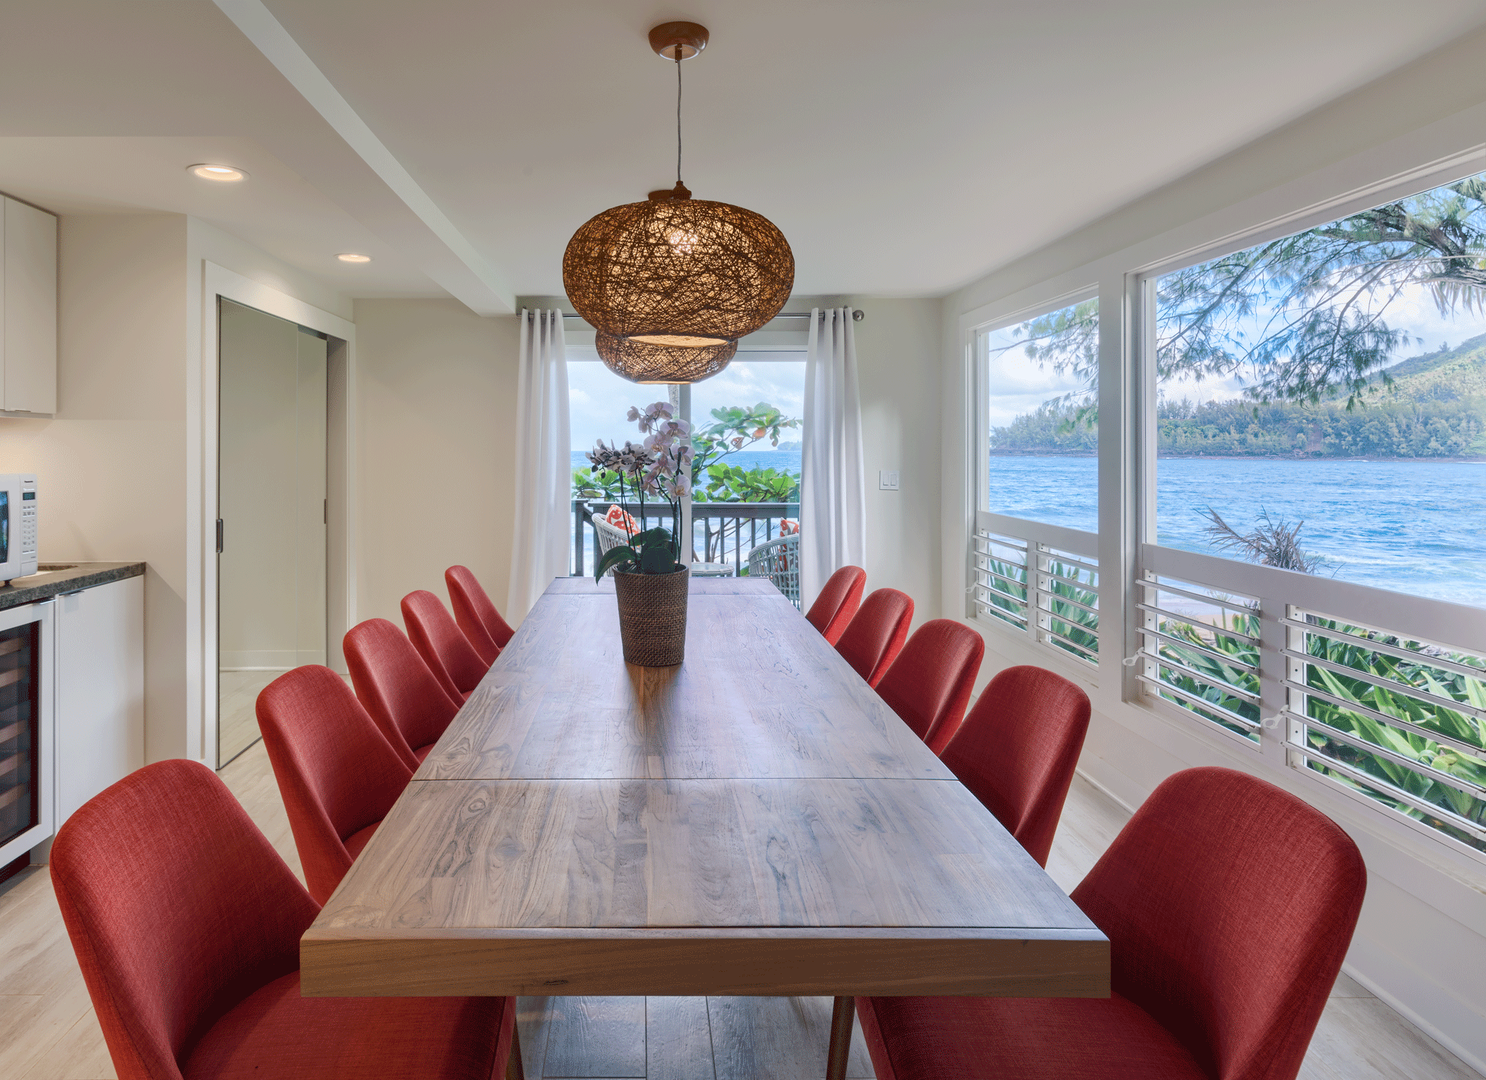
[596, 332, 737, 385]
[563, 194, 794, 382]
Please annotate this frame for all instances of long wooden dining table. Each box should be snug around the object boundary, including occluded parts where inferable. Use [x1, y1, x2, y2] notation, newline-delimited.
[301, 576, 1109, 1079]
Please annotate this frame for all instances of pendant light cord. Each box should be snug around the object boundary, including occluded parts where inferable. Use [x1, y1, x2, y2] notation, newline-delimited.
[675, 47, 684, 185]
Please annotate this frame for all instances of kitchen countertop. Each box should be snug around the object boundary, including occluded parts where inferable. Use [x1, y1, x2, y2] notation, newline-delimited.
[0, 561, 145, 611]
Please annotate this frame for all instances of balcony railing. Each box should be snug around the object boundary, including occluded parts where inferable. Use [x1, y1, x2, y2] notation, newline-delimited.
[572, 499, 799, 578]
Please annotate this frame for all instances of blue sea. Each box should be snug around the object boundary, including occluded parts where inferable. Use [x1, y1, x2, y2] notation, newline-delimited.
[988, 455, 1486, 608]
[572, 450, 1486, 607]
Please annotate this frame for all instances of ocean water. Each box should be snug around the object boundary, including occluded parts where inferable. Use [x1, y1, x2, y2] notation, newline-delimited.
[572, 450, 1486, 608]
[988, 455, 1486, 608]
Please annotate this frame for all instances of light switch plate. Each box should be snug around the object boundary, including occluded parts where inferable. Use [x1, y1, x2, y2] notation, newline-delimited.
[879, 470, 900, 491]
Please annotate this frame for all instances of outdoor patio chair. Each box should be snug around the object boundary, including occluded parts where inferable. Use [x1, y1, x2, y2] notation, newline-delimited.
[747, 533, 801, 608]
[593, 514, 632, 577]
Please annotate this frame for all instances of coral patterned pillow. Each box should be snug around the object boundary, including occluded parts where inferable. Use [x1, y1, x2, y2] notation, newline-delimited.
[604, 505, 639, 534]
[778, 519, 800, 536]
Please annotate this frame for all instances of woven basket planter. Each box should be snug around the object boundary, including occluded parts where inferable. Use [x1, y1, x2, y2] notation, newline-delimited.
[613, 566, 690, 666]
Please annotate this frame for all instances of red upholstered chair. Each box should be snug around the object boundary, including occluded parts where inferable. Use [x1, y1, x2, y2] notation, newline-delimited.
[256, 666, 413, 904]
[446, 565, 516, 666]
[51, 759, 520, 1080]
[345, 617, 462, 769]
[874, 619, 984, 754]
[856, 767, 1366, 1080]
[402, 589, 490, 701]
[939, 665, 1091, 867]
[835, 588, 914, 688]
[805, 565, 867, 645]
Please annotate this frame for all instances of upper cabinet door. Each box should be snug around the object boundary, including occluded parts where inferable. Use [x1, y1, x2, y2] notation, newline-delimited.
[3, 197, 57, 415]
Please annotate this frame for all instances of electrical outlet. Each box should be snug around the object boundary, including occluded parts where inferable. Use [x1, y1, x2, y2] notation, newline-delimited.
[879, 470, 900, 491]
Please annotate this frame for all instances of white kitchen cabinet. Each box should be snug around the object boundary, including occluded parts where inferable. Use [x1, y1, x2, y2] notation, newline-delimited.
[54, 576, 144, 825]
[1, 195, 58, 415]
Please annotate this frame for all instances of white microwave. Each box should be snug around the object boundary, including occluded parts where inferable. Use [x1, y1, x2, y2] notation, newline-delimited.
[0, 475, 37, 584]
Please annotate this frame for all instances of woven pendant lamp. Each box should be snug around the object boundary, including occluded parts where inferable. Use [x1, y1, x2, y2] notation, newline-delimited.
[595, 331, 737, 384]
[562, 22, 794, 384]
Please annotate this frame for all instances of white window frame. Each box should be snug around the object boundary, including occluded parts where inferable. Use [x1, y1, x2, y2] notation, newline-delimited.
[969, 290, 1103, 678]
[1125, 167, 1486, 864]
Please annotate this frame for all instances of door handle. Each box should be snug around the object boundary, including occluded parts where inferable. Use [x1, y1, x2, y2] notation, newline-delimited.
[216, 519, 224, 554]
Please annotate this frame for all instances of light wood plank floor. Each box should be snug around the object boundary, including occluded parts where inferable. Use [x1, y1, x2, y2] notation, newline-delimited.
[0, 742, 1479, 1080]
[216, 668, 288, 768]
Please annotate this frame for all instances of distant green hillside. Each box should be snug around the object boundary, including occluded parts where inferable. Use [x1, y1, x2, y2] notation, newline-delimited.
[989, 335, 1486, 458]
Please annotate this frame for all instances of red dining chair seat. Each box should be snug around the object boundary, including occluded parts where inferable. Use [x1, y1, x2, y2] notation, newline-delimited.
[857, 991, 1203, 1080]
[345, 617, 463, 769]
[805, 565, 867, 645]
[835, 588, 914, 687]
[51, 759, 520, 1080]
[857, 767, 1367, 1080]
[446, 565, 516, 665]
[403, 589, 489, 701]
[874, 619, 984, 754]
[257, 665, 413, 904]
[183, 970, 510, 1080]
[939, 665, 1091, 866]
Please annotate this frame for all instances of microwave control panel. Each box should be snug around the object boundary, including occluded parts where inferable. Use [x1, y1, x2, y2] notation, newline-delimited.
[18, 472, 36, 573]
[19, 476, 36, 560]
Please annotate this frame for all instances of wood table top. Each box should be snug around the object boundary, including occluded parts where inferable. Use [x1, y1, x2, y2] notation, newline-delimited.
[302, 578, 1108, 999]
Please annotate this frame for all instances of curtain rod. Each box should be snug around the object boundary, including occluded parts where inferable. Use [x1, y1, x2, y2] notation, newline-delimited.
[558, 310, 863, 322]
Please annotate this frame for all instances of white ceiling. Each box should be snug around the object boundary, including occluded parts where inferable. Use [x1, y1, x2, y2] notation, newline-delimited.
[3, 0, 1486, 311]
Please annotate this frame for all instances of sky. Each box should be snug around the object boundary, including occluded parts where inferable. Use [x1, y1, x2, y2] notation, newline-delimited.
[568, 347, 806, 452]
[985, 280, 1486, 430]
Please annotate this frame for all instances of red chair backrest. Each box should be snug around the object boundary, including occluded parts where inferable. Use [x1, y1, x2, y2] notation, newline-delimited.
[805, 565, 867, 645]
[835, 588, 914, 688]
[51, 759, 319, 1080]
[939, 665, 1090, 866]
[875, 619, 984, 754]
[402, 589, 489, 698]
[1071, 767, 1366, 1080]
[344, 617, 461, 769]
[256, 666, 412, 904]
[446, 565, 515, 666]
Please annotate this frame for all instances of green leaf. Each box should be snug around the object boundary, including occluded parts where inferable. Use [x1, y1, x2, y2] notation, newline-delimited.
[629, 527, 671, 548]
[640, 545, 676, 573]
[594, 546, 637, 582]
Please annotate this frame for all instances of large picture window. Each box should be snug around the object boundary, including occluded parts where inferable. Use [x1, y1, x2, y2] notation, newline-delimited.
[966, 172, 1486, 859]
[568, 353, 804, 581]
[972, 298, 1100, 667]
[1135, 173, 1486, 854]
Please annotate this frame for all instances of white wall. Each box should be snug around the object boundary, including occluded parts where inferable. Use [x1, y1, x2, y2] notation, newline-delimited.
[849, 297, 942, 627]
[353, 298, 519, 627]
[0, 214, 188, 761]
[938, 26, 1486, 1072]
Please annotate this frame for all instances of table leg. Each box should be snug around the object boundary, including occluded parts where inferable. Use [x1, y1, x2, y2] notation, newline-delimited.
[506, 1020, 525, 1080]
[827, 995, 854, 1080]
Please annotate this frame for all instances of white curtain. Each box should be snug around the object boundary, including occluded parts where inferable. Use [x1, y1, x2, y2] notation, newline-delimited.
[799, 307, 866, 609]
[506, 309, 570, 620]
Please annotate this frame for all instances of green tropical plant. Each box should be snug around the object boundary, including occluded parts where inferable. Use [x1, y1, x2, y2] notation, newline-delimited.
[701, 462, 799, 503]
[690, 403, 801, 489]
[1155, 611, 1263, 740]
[571, 465, 624, 500]
[1300, 622, 1486, 851]
[978, 554, 1099, 664]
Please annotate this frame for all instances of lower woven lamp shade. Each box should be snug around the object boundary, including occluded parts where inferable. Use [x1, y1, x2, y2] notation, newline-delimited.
[596, 331, 738, 385]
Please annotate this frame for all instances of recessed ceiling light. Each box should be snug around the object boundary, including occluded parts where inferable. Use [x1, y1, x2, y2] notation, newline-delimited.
[188, 163, 247, 182]
[336, 253, 372, 263]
